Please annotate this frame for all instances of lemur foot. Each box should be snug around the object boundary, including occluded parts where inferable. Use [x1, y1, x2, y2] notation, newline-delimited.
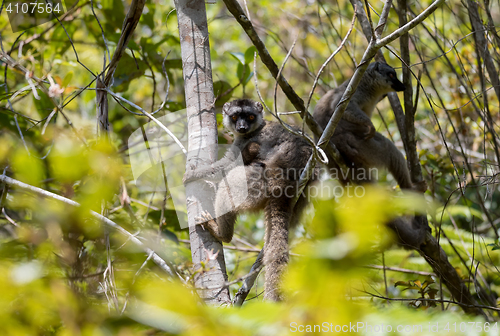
[195, 210, 214, 223]
[195, 211, 220, 241]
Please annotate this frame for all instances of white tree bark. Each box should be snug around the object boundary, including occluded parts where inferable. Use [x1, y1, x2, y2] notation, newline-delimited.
[175, 0, 230, 305]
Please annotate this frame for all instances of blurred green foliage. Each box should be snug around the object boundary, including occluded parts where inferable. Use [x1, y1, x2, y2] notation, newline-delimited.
[0, 0, 499, 334]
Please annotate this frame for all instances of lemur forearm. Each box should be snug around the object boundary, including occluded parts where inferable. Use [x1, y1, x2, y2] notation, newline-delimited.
[188, 139, 249, 181]
[342, 104, 373, 126]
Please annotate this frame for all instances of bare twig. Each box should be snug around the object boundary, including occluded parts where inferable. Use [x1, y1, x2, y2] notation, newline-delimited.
[0, 51, 88, 146]
[223, 0, 448, 307]
[320, 0, 447, 155]
[375, 0, 394, 38]
[105, 89, 186, 155]
[0, 174, 182, 281]
[306, 12, 356, 111]
[233, 249, 264, 306]
[223, 0, 348, 172]
[364, 264, 435, 276]
[342, 0, 486, 316]
[363, 291, 500, 312]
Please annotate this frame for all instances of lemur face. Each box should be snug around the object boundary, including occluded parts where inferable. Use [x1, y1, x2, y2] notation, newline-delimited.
[371, 62, 406, 92]
[222, 99, 264, 135]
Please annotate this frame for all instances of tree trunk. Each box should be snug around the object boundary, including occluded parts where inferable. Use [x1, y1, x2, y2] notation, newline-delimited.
[175, 0, 231, 305]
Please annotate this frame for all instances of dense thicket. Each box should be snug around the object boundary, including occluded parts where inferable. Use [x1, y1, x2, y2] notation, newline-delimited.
[0, 0, 499, 334]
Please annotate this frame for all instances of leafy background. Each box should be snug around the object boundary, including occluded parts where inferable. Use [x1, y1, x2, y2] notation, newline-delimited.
[0, 0, 499, 334]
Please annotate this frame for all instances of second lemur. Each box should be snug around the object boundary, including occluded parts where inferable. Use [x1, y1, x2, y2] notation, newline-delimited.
[184, 99, 316, 301]
[314, 61, 412, 189]
[314, 62, 429, 248]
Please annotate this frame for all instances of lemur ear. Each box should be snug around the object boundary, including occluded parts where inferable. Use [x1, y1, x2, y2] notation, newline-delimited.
[254, 101, 263, 113]
[373, 62, 381, 72]
[222, 102, 230, 115]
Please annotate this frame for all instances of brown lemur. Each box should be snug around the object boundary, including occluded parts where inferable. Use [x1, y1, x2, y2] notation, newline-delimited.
[314, 61, 412, 188]
[184, 98, 316, 301]
[313, 61, 428, 248]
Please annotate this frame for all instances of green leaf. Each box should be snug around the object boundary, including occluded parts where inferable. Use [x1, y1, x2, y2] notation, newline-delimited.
[52, 24, 76, 55]
[112, 54, 147, 92]
[33, 93, 54, 118]
[244, 46, 258, 64]
[394, 281, 410, 287]
[142, 12, 155, 30]
[62, 72, 73, 88]
[101, 0, 126, 29]
[161, 228, 179, 245]
[229, 52, 245, 65]
[12, 149, 45, 187]
[0, 91, 15, 102]
[243, 71, 254, 86]
[213, 80, 233, 106]
[488, 243, 500, 251]
[163, 59, 183, 70]
[436, 205, 483, 222]
[237, 63, 251, 83]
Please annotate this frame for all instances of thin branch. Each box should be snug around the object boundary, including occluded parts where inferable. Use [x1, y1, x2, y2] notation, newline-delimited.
[363, 0, 376, 40]
[233, 249, 264, 306]
[271, 38, 326, 164]
[376, 0, 446, 47]
[223, 0, 348, 172]
[0, 51, 88, 146]
[306, 12, 356, 111]
[178, 239, 261, 253]
[320, 0, 447, 153]
[363, 291, 500, 312]
[364, 265, 435, 276]
[0, 174, 182, 281]
[105, 89, 187, 155]
[375, 0, 394, 38]
[104, 0, 146, 86]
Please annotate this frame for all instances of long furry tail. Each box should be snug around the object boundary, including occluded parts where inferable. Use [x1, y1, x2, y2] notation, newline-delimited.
[263, 197, 291, 301]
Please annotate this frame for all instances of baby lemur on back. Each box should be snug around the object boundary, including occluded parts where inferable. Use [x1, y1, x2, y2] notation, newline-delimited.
[314, 61, 411, 188]
[184, 99, 315, 301]
[314, 62, 429, 248]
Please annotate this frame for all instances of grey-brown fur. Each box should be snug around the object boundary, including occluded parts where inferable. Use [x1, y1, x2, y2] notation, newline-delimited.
[313, 62, 429, 248]
[184, 99, 315, 301]
[313, 61, 412, 188]
[387, 214, 428, 249]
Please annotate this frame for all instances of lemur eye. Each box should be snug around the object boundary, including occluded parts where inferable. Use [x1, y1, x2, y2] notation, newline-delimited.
[249, 115, 255, 120]
[232, 115, 237, 121]
[389, 73, 394, 78]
